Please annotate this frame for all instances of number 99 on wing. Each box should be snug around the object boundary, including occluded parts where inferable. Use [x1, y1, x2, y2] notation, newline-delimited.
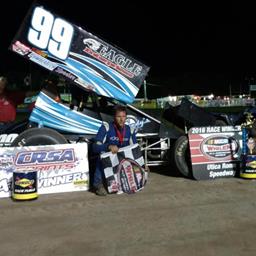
[28, 6, 74, 60]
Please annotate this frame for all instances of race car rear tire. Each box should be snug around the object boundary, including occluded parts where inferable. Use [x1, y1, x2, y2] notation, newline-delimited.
[11, 127, 68, 147]
[215, 119, 227, 126]
[172, 135, 192, 178]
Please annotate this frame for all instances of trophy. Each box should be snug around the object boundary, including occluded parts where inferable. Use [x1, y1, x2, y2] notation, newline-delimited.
[241, 112, 256, 178]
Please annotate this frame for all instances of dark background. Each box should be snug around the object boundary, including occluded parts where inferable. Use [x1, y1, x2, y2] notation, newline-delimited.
[1, 1, 256, 97]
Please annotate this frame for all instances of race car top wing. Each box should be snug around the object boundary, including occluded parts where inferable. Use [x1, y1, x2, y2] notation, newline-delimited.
[9, 2, 150, 104]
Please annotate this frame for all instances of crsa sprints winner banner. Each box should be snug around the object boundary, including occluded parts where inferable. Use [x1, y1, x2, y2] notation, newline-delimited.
[9, 2, 150, 104]
[188, 126, 242, 180]
[0, 143, 89, 198]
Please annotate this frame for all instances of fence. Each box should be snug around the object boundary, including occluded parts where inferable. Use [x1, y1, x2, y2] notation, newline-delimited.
[155, 97, 255, 109]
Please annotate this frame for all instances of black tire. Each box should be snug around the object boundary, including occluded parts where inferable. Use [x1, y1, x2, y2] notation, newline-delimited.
[11, 127, 68, 147]
[215, 119, 227, 126]
[172, 135, 192, 178]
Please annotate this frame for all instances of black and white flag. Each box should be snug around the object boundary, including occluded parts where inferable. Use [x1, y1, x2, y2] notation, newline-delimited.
[101, 143, 147, 194]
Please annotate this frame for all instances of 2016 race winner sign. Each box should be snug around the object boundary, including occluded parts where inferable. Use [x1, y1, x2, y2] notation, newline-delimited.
[188, 126, 242, 180]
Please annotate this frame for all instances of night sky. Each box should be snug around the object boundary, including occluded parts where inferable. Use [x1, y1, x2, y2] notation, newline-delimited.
[1, 1, 256, 97]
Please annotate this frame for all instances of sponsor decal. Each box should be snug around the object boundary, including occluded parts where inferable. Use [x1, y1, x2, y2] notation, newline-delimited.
[73, 180, 88, 186]
[28, 52, 58, 71]
[207, 163, 234, 170]
[0, 154, 14, 168]
[74, 78, 94, 91]
[0, 134, 19, 147]
[15, 178, 34, 188]
[15, 149, 75, 166]
[126, 115, 150, 130]
[209, 170, 235, 178]
[83, 38, 102, 51]
[12, 41, 31, 56]
[54, 67, 77, 81]
[247, 160, 256, 169]
[83, 40, 143, 78]
[31, 47, 48, 58]
[200, 135, 239, 160]
[110, 136, 129, 142]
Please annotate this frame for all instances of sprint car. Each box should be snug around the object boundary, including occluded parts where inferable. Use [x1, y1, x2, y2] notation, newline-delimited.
[1, 2, 183, 175]
[1, 2, 248, 178]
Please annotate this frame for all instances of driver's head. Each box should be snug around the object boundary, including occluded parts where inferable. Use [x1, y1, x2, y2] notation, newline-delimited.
[114, 105, 127, 129]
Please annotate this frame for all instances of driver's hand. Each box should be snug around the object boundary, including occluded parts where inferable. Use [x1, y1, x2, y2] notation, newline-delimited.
[108, 145, 119, 154]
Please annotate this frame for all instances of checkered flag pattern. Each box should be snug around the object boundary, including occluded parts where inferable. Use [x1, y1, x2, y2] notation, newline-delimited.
[100, 143, 146, 193]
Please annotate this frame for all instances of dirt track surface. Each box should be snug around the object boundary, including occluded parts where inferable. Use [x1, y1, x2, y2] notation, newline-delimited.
[1, 169, 256, 256]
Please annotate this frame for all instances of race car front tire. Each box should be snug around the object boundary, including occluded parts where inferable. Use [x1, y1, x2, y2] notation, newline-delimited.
[11, 127, 68, 147]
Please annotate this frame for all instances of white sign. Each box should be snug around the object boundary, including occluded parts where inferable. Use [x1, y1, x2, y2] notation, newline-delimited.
[0, 143, 89, 198]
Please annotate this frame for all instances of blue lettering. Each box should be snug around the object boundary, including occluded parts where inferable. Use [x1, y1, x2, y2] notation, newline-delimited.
[47, 151, 62, 161]
[32, 152, 47, 163]
[16, 149, 74, 165]
[59, 150, 74, 162]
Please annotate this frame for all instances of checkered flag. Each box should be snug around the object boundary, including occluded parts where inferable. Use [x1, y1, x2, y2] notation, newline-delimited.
[100, 143, 146, 193]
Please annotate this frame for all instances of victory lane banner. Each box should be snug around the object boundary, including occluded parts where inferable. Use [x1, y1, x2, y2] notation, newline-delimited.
[0, 143, 89, 198]
[9, 1, 150, 104]
[188, 126, 242, 180]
